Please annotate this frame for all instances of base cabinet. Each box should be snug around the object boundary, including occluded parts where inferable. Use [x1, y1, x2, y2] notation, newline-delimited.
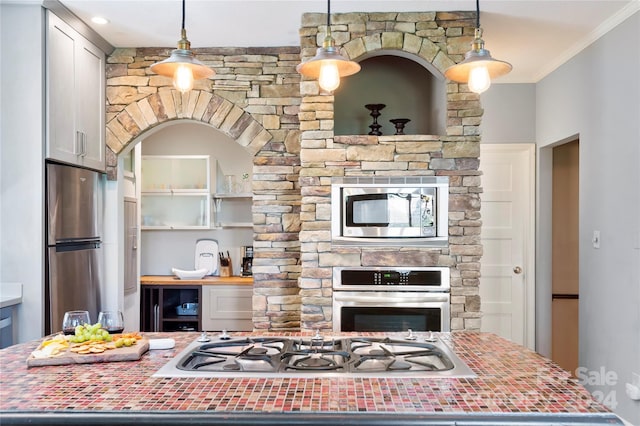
[201, 285, 253, 331]
[141, 285, 201, 332]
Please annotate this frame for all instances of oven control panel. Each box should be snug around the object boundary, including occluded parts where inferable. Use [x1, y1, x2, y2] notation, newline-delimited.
[333, 266, 450, 291]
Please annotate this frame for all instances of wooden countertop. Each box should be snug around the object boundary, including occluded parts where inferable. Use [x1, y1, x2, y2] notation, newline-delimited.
[141, 275, 253, 285]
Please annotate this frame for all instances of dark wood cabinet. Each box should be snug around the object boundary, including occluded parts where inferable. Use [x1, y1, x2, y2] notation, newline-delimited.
[141, 285, 201, 332]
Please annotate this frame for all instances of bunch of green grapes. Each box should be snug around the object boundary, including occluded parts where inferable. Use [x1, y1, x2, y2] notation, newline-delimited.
[68, 322, 113, 343]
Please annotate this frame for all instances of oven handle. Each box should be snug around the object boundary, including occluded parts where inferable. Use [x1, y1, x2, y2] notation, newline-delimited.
[333, 292, 450, 303]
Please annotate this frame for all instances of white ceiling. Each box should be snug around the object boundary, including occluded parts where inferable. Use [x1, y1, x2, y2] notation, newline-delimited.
[21, 0, 640, 83]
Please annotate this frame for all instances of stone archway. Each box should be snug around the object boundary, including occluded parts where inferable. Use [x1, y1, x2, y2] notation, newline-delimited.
[343, 31, 455, 77]
[104, 46, 304, 331]
[104, 89, 273, 179]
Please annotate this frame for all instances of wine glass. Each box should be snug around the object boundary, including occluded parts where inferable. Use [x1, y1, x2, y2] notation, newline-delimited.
[62, 310, 91, 335]
[98, 311, 124, 334]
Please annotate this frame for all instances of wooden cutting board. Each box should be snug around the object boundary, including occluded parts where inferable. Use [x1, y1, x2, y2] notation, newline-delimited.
[27, 339, 150, 367]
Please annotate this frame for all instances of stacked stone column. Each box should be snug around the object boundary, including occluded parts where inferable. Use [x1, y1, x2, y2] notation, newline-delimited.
[298, 11, 483, 331]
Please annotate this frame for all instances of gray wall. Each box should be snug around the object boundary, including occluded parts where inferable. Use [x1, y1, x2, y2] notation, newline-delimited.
[535, 11, 639, 423]
[479, 12, 639, 422]
[481, 84, 536, 144]
[0, 4, 46, 342]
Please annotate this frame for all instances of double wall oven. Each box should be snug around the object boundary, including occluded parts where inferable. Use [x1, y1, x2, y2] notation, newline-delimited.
[332, 267, 450, 333]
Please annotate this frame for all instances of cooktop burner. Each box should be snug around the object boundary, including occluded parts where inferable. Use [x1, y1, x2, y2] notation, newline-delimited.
[155, 333, 476, 378]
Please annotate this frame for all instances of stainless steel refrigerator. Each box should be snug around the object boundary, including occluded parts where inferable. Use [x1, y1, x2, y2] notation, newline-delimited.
[45, 162, 103, 334]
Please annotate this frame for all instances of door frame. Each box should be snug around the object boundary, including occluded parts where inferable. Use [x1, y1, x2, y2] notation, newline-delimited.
[536, 134, 580, 358]
[480, 143, 536, 349]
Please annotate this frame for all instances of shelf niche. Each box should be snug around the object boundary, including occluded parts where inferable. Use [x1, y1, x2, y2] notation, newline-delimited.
[334, 54, 446, 137]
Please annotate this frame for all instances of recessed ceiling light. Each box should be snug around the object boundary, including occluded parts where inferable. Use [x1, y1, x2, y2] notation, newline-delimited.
[91, 16, 109, 25]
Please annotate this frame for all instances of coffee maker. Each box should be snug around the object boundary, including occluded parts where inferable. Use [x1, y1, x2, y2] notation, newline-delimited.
[241, 246, 253, 276]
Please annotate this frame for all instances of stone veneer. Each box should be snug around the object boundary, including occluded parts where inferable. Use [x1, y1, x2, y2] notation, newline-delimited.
[105, 47, 304, 331]
[297, 11, 482, 332]
[104, 11, 482, 332]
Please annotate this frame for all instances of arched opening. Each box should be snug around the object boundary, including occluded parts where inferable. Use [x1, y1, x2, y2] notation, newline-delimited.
[135, 121, 253, 276]
[334, 54, 446, 136]
[113, 119, 257, 332]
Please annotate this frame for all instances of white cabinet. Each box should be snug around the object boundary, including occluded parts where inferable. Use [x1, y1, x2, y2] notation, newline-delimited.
[46, 11, 105, 171]
[141, 155, 211, 230]
[201, 285, 253, 331]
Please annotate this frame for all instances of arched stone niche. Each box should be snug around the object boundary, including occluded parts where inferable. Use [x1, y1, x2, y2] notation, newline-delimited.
[335, 52, 446, 136]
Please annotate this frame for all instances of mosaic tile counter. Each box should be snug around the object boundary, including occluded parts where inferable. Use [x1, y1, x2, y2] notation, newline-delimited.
[0, 332, 622, 425]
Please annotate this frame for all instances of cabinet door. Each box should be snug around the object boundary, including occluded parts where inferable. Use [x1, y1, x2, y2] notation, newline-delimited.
[201, 285, 253, 331]
[46, 11, 105, 171]
[76, 38, 105, 171]
[46, 12, 78, 164]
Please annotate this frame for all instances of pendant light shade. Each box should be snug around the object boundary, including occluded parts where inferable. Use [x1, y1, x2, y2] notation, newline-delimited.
[296, 0, 360, 92]
[444, 0, 512, 94]
[150, 0, 214, 93]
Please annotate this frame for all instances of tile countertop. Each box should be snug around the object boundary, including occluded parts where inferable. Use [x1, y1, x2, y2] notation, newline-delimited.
[0, 332, 623, 426]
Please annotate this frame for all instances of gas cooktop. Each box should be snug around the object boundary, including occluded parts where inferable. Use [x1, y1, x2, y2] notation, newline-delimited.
[154, 333, 476, 378]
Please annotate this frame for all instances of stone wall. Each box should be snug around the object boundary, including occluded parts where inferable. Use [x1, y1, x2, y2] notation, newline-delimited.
[297, 11, 483, 331]
[104, 47, 304, 330]
[104, 10, 483, 332]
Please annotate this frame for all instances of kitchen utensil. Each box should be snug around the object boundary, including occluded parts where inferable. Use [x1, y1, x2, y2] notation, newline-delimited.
[98, 311, 124, 334]
[219, 252, 232, 277]
[195, 239, 218, 275]
[62, 311, 91, 335]
[172, 268, 208, 280]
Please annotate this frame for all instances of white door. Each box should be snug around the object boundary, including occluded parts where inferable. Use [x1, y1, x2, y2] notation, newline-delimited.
[479, 144, 535, 349]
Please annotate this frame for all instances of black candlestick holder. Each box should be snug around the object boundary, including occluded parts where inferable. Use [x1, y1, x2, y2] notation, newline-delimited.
[390, 118, 411, 135]
[365, 104, 386, 136]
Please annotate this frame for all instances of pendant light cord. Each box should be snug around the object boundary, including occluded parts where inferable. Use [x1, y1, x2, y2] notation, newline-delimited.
[475, 0, 480, 28]
[181, 0, 186, 31]
[326, 0, 331, 28]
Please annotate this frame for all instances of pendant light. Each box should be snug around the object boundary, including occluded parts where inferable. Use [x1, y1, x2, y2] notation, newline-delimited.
[444, 0, 512, 94]
[296, 0, 361, 92]
[150, 0, 214, 93]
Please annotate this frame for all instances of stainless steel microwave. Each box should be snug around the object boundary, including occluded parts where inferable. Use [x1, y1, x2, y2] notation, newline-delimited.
[331, 177, 449, 246]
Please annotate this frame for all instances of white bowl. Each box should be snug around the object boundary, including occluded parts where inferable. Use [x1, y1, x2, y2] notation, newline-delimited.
[172, 268, 208, 280]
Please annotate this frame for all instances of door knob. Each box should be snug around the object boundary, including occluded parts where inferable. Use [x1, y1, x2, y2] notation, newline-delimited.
[513, 266, 523, 274]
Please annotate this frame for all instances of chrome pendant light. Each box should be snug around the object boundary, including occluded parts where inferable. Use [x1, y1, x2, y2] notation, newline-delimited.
[444, 0, 512, 94]
[296, 0, 360, 92]
[150, 0, 214, 93]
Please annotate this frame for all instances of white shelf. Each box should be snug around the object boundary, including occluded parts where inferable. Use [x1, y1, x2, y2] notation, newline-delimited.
[143, 188, 209, 194]
[215, 222, 253, 228]
[213, 193, 252, 199]
[142, 225, 211, 230]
